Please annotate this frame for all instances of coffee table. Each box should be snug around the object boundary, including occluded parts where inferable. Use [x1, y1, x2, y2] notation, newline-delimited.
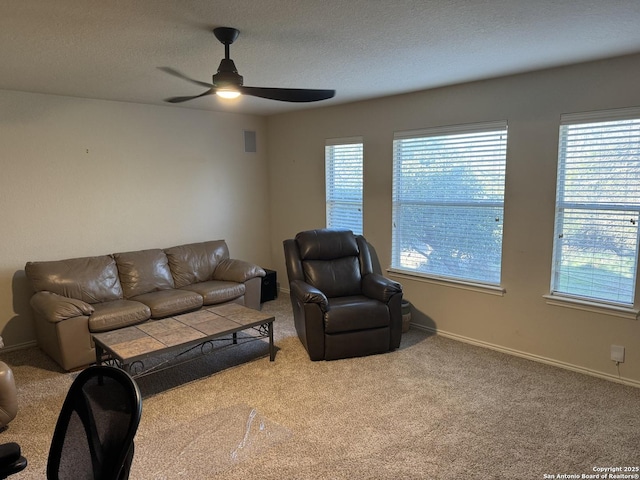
[92, 303, 275, 378]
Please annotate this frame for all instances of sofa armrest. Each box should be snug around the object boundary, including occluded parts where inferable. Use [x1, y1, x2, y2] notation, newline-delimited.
[362, 273, 402, 303]
[290, 279, 329, 310]
[213, 258, 265, 283]
[30, 291, 94, 323]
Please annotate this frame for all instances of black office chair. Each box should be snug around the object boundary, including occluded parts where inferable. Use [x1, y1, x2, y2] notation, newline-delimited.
[0, 443, 26, 479]
[47, 365, 142, 480]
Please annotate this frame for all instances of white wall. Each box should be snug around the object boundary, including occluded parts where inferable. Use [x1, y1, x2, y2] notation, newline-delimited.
[0, 90, 270, 348]
[267, 53, 640, 385]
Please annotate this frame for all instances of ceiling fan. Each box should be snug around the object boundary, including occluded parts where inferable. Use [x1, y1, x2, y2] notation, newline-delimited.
[161, 27, 336, 104]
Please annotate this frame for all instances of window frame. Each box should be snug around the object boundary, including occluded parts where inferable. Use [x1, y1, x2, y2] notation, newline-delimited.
[548, 106, 640, 316]
[390, 121, 508, 289]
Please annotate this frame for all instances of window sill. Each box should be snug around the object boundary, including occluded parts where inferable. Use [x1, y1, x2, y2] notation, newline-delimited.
[387, 269, 505, 296]
[543, 294, 639, 320]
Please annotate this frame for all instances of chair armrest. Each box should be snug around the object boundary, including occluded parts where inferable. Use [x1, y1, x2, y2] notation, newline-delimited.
[213, 259, 265, 283]
[30, 291, 94, 323]
[290, 280, 329, 310]
[362, 273, 402, 303]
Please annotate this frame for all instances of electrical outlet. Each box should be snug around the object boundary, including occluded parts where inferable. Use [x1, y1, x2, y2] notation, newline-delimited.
[611, 345, 625, 363]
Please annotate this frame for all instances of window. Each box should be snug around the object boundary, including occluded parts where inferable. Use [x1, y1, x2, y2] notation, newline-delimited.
[391, 121, 508, 285]
[551, 108, 640, 306]
[325, 137, 363, 235]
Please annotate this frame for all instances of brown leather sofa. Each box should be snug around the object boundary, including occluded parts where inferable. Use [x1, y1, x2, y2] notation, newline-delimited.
[283, 228, 403, 361]
[25, 240, 265, 371]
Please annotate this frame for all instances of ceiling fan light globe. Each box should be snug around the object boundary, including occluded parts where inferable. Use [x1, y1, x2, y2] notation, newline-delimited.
[216, 89, 241, 99]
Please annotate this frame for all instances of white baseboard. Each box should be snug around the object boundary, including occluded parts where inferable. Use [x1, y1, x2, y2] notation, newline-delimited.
[411, 323, 640, 389]
[1, 340, 38, 353]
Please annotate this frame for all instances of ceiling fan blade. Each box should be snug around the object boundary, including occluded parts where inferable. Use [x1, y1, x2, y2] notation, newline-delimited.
[239, 86, 335, 103]
[164, 89, 214, 103]
[159, 67, 213, 88]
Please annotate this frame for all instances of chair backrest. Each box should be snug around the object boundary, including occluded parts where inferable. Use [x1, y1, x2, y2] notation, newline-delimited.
[284, 229, 375, 298]
[47, 366, 142, 480]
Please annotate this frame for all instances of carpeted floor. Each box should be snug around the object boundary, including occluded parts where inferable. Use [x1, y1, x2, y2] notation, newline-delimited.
[1, 296, 639, 479]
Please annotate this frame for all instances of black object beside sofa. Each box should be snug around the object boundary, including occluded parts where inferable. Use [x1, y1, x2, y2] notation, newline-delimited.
[25, 240, 265, 371]
[283, 228, 403, 361]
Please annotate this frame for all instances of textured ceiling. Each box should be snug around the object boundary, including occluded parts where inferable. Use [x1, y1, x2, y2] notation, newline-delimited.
[2, 0, 640, 116]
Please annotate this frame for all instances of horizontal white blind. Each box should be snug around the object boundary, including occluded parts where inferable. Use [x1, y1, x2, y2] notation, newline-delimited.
[325, 139, 363, 235]
[551, 110, 640, 305]
[392, 122, 507, 284]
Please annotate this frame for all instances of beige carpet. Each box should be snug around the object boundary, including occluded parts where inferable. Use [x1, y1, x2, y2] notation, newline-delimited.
[1, 296, 639, 479]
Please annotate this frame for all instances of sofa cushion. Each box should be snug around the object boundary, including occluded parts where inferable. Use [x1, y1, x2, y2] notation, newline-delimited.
[131, 289, 203, 319]
[114, 249, 175, 298]
[88, 300, 151, 333]
[25, 256, 123, 303]
[164, 240, 229, 288]
[181, 280, 245, 305]
[324, 296, 389, 334]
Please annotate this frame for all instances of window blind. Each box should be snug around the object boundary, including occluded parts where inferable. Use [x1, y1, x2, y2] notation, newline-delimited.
[392, 121, 507, 285]
[551, 107, 640, 305]
[325, 138, 363, 235]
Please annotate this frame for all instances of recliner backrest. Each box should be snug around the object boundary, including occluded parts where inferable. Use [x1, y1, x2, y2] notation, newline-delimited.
[294, 229, 364, 298]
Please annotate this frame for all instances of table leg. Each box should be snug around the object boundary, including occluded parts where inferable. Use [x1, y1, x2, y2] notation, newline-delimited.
[95, 344, 103, 366]
[269, 321, 275, 361]
[233, 332, 238, 344]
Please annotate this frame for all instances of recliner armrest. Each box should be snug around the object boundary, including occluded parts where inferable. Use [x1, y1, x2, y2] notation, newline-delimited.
[213, 259, 265, 283]
[30, 291, 94, 323]
[290, 279, 329, 310]
[362, 273, 402, 303]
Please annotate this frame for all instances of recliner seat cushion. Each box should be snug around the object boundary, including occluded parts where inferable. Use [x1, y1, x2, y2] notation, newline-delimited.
[114, 249, 175, 298]
[88, 300, 151, 333]
[131, 289, 203, 318]
[180, 280, 245, 305]
[25, 256, 123, 303]
[324, 296, 390, 334]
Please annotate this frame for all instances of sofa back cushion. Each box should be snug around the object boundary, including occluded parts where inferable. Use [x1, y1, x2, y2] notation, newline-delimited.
[25, 256, 123, 303]
[164, 240, 229, 288]
[113, 249, 175, 298]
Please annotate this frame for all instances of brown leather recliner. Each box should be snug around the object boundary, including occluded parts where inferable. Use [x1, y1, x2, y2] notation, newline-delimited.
[0, 361, 17, 429]
[283, 228, 403, 361]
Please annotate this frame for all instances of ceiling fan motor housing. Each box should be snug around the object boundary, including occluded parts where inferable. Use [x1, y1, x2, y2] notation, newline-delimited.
[213, 58, 243, 88]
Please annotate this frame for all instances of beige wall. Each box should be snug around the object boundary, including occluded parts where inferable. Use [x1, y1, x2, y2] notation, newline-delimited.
[0, 90, 270, 348]
[267, 53, 640, 385]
